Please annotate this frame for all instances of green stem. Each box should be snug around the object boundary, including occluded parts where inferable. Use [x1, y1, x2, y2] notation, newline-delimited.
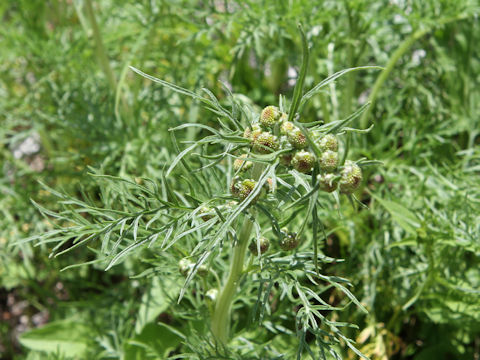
[359, 12, 473, 128]
[84, 0, 117, 91]
[211, 163, 263, 344]
[211, 213, 254, 343]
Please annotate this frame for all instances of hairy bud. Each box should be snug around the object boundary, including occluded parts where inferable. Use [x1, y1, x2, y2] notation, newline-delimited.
[339, 160, 363, 194]
[248, 236, 270, 255]
[243, 123, 262, 141]
[253, 132, 279, 154]
[292, 150, 316, 173]
[318, 173, 338, 193]
[179, 259, 208, 277]
[287, 127, 308, 149]
[279, 230, 299, 251]
[233, 179, 260, 203]
[179, 258, 193, 276]
[280, 121, 295, 135]
[317, 134, 338, 152]
[198, 206, 214, 221]
[206, 288, 218, 303]
[233, 154, 253, 172]
[319, 150, 338, 172]
[260, 106, 281, 128]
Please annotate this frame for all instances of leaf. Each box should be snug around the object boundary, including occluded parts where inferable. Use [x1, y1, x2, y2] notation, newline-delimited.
[19, 319, 93, 356]
[370, 193, 420, 234]
[135, 277, 182, 334]
[125, 323, 182, 359]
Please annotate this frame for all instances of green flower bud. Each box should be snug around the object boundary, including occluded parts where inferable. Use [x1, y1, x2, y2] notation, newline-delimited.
[233, 154, 253, 172]
[317, 173, 338, 193]
[263, 177, 274, 193]
[319, 150, 338, 172]
[280, 121, 295, 135]
[243, 123, 262, 141]
[179, 258, 193, 276]
[230, 176, 242, 197]
[198, 206, 214, 222]
[279, 230, 299, 251]
[317, 134, 338, 152]
[291, 150, 316, 173]
[253, 132, 279, 154]
[280, 152, 293, 166]
[233, 179, 259, 203]
[179, 258, 208, 277]
[206, 288, 218, 303]
[287, 127, 308, 149]
[339, 160, 363, 194]
[260, 106, 281, 128]
[248, 236, 270, 255]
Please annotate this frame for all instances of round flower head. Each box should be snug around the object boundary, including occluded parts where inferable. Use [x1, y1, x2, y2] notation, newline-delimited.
[243, 123, 262, 141]
[280, 152, 293, 167]
[317, 173, 338, 193]
[292, 150, 316, 173]
[260, 106, 281, 128]
[253, 132, 279, 154]
[179, 258, 193, 276]
[317, 134, 338, 152]
[280, 231, 299, 251]
[206, 288, 218, 303]
[319, 150, 338, 172]
[263, 177, 275, 193]
[248, 236, 270, 255]
[198, 206, 214, 222]
[287, 127, 308, 149]
[280, 121, 295, 135]
[233, 154, 253, 172]
[236, 179, 259, 203]
[339, 160, 363, 194]
[230, 176, 242, 197]
[179, 258, 208, 277]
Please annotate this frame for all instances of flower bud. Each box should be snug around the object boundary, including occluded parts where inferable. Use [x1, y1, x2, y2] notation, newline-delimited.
[280, 121, 295, 135]
[279, 231, 299, 251]
[291, 150, 316, 173]
[317, 173, 338, 193]
[319, 150, 338, 172]
[233, 179, 259, 203]
[243, 123, 262, 141]
[339, 160, 363, 194]
[253, 132, 279, 154]
[198, 206, 214, 222]
[287, 127, 308, 149]
[179, 258, 208, 277]
[233, 154, 253, 172]
[263, 177, 274, 193]
[179, 258, 193, 276]
[317, 134, 338, 152]
[280, 153, 293, 167]
[249, 236, 270, 255]
[206, 288, 218, 303]
[230, 176, 242, 197]
[260, 106, 281, 128]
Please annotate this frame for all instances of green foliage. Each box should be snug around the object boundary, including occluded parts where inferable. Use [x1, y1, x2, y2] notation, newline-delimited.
[1, 0, 480, 359]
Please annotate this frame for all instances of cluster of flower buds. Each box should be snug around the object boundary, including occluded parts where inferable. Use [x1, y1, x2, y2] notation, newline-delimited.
[246, 229, 300, 256]
[235, 105, 363, 200]
[248, 236, 270, 255]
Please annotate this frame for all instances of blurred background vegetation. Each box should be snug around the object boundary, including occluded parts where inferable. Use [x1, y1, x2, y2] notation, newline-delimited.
[1, 0, 479, 359]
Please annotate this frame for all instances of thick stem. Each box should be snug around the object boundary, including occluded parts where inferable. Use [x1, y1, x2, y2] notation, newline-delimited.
[211, 163, 263, 344]
[210, 214, 254, 343]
